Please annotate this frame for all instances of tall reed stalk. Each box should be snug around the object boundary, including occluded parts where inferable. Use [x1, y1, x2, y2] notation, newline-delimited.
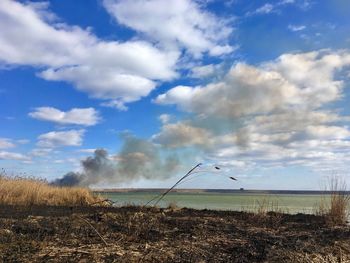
[318, 176, 349, 226]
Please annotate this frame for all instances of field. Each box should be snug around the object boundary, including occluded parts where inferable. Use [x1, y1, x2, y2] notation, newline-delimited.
[0, 205, 350, 262]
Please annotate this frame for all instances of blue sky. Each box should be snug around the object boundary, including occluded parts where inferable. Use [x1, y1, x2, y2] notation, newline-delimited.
[0, 0, 350, 190]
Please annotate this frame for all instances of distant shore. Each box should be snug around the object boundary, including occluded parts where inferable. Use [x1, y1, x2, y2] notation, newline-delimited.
[93, 188, 350, 195]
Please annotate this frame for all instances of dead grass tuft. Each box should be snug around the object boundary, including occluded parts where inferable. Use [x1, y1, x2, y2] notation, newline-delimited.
[0, 174, 105, 206]
[166, 201, 180, 211]
[253, 197, 283, 215]
[318, 176, 350, 226]
[242, 196, 285, 226]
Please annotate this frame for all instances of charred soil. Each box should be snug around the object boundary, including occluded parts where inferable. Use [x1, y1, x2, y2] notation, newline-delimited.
[0, 205, 349, 262]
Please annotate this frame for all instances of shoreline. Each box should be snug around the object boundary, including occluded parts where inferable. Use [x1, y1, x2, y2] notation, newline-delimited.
[93, 188, 350, 195]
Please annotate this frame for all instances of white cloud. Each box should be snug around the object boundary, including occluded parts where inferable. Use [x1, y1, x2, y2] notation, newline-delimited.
[16, 139, 30, 144]
[190, 63, 225, 79]
[246, 0, 300, 16]
[0, 0, 179, 108]
[0, 151, 30, 161]
[305, 125, 350, 140]
[191, 64, 216, 78]
[158, 114, 172, 124]
[246, 3, 276, 16]
[155, 85, 198, 110]
[77, 148, 96, 153]
[29, 107, 100, 126]
[154, 49, 350, 173]
[30, 148, 53, 157]
[37, 130, 85, 148]
[100, 100, 129, 111]
[288, 24, 306, 32]
[156, 63, 299, 117]
[40, 68, 157, 106]
[255, 4, 274, 14]
[156, 50, 350, 118]
[103, 0, 234, 57]
[0, 138, 15, 149]
[152, 122, 211, 148]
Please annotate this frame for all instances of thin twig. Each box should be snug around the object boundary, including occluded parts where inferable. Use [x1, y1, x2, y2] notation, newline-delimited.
[145, 163, 202, 206]
[75, 214, 108, 246]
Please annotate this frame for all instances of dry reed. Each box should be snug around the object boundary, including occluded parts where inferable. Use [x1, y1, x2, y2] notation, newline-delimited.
[0, 174, 104, 206]
[318, 176, 350, 226]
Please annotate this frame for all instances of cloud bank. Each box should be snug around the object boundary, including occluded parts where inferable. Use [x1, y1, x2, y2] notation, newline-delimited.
[0, 0, 179, 109]
[0, 0, 235, 110]
[155, 49, 350, 174]
[103, 0, 234, 57]
[37, 130, 85, 148]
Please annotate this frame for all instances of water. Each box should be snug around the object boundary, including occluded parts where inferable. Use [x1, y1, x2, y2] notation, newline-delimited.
[98, 191, 329, 214]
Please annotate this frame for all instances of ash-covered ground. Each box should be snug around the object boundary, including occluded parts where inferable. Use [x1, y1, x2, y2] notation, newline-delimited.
[0, 205, 349, 262]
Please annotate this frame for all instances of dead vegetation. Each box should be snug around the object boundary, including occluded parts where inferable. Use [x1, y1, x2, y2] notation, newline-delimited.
[0, 174, 105, 206]
[317, 176, 350, 226]
[0, 205, 349, 262]
[241, 196, 286, 227]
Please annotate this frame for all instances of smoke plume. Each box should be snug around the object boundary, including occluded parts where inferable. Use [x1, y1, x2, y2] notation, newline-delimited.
[51, 133, 180, 187]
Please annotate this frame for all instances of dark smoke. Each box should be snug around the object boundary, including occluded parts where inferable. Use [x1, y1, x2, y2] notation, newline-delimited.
[52, 133, 180, 187]
[51, 171, 84, 187]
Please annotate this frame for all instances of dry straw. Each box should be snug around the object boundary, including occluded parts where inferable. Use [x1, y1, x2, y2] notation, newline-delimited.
[318, 176, 350, 226]
[0, 173, 103, 206]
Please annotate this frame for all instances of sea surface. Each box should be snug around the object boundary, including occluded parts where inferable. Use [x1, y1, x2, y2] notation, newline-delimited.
[98, 191, 331, 214]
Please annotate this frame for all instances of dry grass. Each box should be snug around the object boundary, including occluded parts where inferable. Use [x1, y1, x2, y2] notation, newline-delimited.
[318, 176, 350, 226]
[0, 175, 105, 206]
[166, 201, 180, 211]
[253, 197, 284, 215]
[241, 196, 285, 226]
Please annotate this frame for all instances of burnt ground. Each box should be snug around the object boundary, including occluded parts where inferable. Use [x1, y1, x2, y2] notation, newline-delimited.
[0, 205, 349, 262]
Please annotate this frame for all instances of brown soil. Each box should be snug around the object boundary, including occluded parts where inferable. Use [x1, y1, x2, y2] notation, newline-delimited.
[0, 205, 349, 262]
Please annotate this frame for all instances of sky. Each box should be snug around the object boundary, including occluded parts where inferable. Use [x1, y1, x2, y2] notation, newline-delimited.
[0, 0, 350, 190]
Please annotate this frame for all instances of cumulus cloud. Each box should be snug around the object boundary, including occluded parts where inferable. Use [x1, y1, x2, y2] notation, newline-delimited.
[29, 107, 100, 126]
[190, 63, 225, 79]
[0, 0, 178, 108]
[158, 114, 172, 124]
[30, 148, 53, 157]
[288, 24, 306, 32]
[156, 50, 350, 118]
[210, 110, 350, 171]
[0, 151, 30, 161]
[154, 49, 350, 174]
[156, 63, 299, 117]
[103, 0, 234, 57]
[152, 122, 211, 148]
[37, 130, 85, 148]
[304, 125, 350, 140]
[251, 110, 345, 133]
[0, 138, 15, 149]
